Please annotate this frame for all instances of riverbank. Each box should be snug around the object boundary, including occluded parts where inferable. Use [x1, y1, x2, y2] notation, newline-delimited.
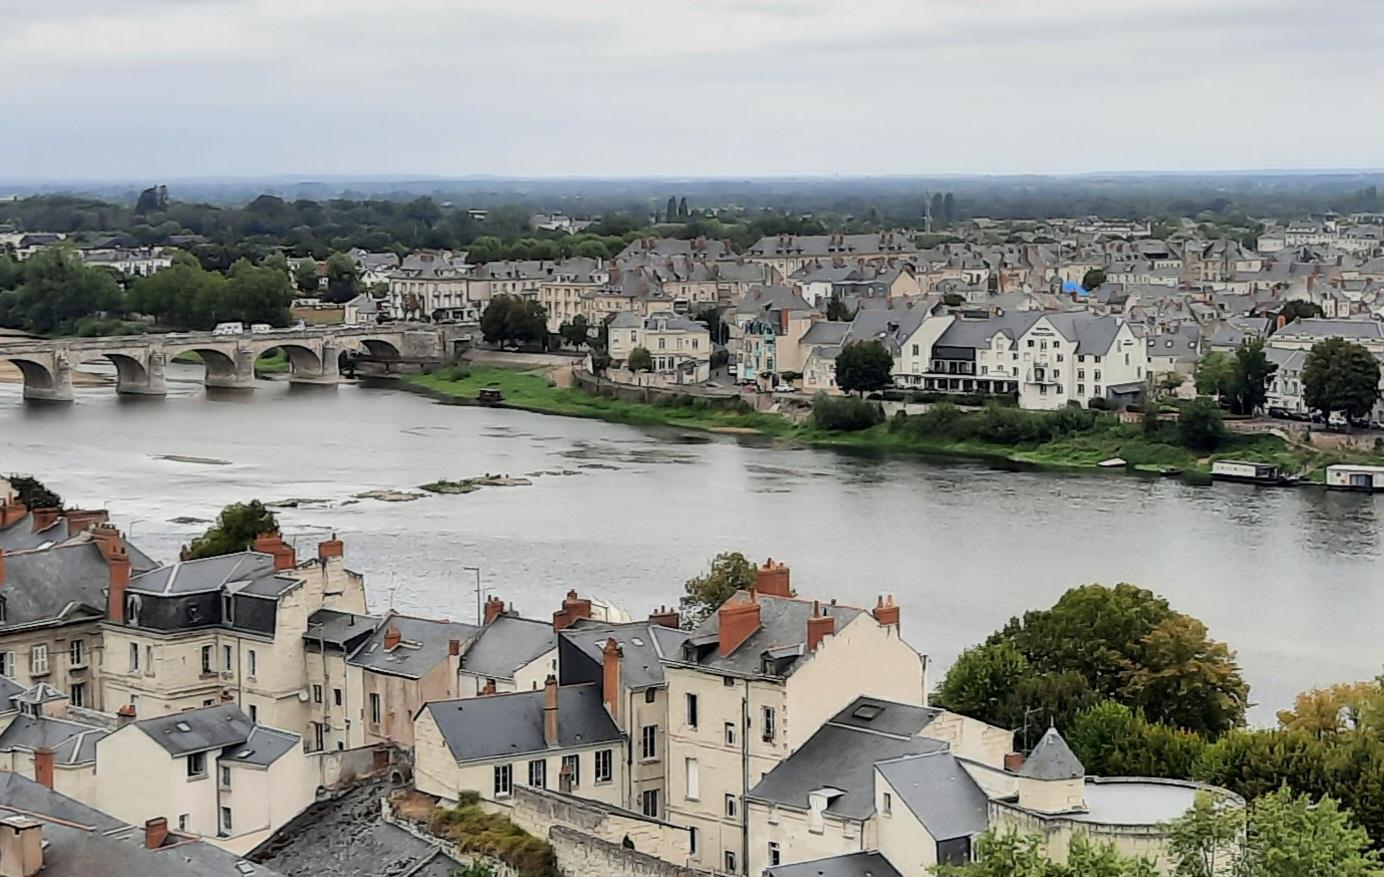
[405, 365, 1384, 479]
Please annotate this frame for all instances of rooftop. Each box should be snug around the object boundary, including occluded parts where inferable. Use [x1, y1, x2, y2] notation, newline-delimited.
[1066, 778, 1220, 826]
[459, 614, 556, 681]
[877, 751, 988, 841]
[423, 683, 622, 763]
[561, 619, 689, 690]
[348, 613, 476, 680]
[128, 551, 295, 597]
[765, 851, 902, 877]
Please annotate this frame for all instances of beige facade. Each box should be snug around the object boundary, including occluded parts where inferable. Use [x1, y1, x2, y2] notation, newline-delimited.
[0, 624, 102, 711]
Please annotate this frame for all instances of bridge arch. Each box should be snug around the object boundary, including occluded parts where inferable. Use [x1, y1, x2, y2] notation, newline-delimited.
[358, 338, 402, 359]
[272, 343, 323, 374]
[2, 357, 58, 391]
[74, 351, 148, 386]
[164, 346, 240, 383]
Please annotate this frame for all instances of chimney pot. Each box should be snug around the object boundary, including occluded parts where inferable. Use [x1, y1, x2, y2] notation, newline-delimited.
[0, 815, 44, 877]
[484, 595, 506, 626]
[806, 601, 835, 652]
[648, 605, 681, 628]
[717, 592, 761, 656]
[144, 817, 169, 850]
[755, 558, 794, 597]
[1004, 752, 1026, 772]
[552, 590, 592, 632]
[872, 594, 900, 627]
[383, 624, 402, 651]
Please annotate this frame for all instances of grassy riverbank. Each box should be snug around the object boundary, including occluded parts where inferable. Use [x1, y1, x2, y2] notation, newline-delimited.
[172, 349, 289, 375]
[406, 365, 1384, 477]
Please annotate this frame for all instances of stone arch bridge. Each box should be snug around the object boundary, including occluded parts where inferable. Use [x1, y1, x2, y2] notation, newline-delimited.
[0, 324, 456, 401]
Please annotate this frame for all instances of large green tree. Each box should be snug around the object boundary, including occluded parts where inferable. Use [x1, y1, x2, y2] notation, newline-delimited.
[834, 340, 894, 395]
[627, 346, 653, 372]
[5, 474, 62, 510]
[185, 500, 279, 560]
[1194, 351, 1236, 400]
[322, 253, 361, 303]
[1303, 338, 1382, 423]
[1230, 339, 1276, 415]
[937, 829, 1157, 877]
[0, 246, 122, 334]
[479, 294, 548, 347]
[1178, 397, 1228, 450]
[679, 551, 756, 625]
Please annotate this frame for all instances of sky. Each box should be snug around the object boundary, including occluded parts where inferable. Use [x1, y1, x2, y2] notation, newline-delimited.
[3, 0, 1383, 180]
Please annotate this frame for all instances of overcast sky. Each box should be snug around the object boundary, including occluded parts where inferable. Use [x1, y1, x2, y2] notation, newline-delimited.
[3, 0, 1382, 180]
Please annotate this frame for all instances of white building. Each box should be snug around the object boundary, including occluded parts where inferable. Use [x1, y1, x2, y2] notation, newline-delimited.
[608, 311, 713, 383]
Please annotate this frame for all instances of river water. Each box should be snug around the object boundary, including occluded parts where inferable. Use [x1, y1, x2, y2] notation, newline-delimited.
[2, 363, 1381, 723]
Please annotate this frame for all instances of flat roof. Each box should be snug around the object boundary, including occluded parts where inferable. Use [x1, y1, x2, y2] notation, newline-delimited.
[1067, 779, 1205, 826]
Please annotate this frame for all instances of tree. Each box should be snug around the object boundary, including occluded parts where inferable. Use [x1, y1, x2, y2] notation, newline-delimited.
[834, 340, 894, 395]
[1125, 614, 1248, 737]
[1277, 682, 1378, 738]
[627, 346, 653, 372]
[943, 192, 957, 224]
[937, 829, 1157, 877]
[665, 197, 678, 223]
[134, 185, 168, 215]
[1178, 398, 1227, 450]
[1067, 701, 1206, 780]
[1230, 339, 1276, 415]
[935, 642, 1031, 728]
[1163, 791, 1246, 877]
[5, 474, 62, 509]
[825, 296, 857, 322]
[185, 500, 279, 560]
[559, 315, 590, 349]
[1082, 268, 1107, 291]
[1270, 300, 1323, 333]
[678, 197, 689, 218]
[1303, 338, 1382, 423]
[480, 296, 514, 344]
[0, 246, 122, 334]
[222, 258, 293, 326]
[1242, 787, 1382, 877]
[322, 253, 361, 303]
[1194, 351, 1236, 400]
[679, 552, 756, 625]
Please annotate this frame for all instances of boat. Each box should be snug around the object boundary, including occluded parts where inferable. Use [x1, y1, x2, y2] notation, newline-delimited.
[1325, 464, 1384, 492]
[1158, 467, 1183, 478]
[1097, 457, 1127, 468]
[1210, 460, 1300, 487]
[477, 386, 504, 405]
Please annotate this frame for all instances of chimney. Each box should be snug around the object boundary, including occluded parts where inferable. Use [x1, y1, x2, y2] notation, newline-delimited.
[552, 590, 592, 632]
[1004, 752, 1026, 773]
[0, 815, 44, 877]
[484, 595, 506, 625]
[872, 594, 900, 627]
[62, 508, 108, 536]
[317, 533, 344, 563]
[383, 624, 402, 651]
[755, 558, 794, 598]
[252, 531, 296, 571]
[602, 638, 623, 724]
[806, 601, 835, 652]
[648, 605, 681, 628]
[30, 507, 60, 533]
[717, 592, 761, 656]
[0, 501, 26, 530]
[543, 675, 559, 746]
[144, 817, 169, 851]
[116, 704, 137, 726]
[93, 525, 132, 624]
[448, 638, 461, 657]
[32, 749, 54, 790]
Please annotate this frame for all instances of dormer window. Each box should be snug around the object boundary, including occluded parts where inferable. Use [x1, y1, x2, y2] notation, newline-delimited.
[125, 594, 142, 627]
[222, 593, 234, 624]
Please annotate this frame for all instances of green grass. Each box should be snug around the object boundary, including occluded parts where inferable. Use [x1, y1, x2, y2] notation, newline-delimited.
[254, 351, 290, 375]
[171, 350, 203, 364]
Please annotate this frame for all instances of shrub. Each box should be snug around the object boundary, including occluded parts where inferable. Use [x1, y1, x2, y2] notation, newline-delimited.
[812, 392, 884, 432]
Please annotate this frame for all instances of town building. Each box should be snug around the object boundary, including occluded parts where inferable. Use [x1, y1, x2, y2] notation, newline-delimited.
[345, 612, 474, 748]
[607, 311, 712, 383]
[746, 234, 918, 279]
[456, 596, 557, 697]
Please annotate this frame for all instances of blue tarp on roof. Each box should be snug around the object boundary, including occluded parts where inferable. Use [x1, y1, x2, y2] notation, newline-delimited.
[1062, 279, 1087, 295]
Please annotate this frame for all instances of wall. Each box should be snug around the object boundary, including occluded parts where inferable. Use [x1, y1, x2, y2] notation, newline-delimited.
[549, 825, 709, 877]
[93, 724, 216, 836]
[508, 785, 691, 865]
[990, 801, 1176, 874]
[875, 768, 939, 877]
[920, 712, 1013, 768]
[0, 621, 104, 710]
[572, 370, 744, 408]
[746, 800, 869, 877]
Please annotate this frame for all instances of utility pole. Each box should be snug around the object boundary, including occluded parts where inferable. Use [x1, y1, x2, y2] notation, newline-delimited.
[464, 566, 486, 625]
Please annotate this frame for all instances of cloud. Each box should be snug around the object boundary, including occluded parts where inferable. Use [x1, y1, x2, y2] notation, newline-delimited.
[1, 0, 1382, 178]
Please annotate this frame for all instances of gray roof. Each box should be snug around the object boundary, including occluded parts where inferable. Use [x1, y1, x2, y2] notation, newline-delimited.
[0, 773, 280, 877]
[935, 312, 1038, 351]
[561, 620, 690, 690]
[1042, 313, 1126, 356]
[1277, 317, 1384, 340]
[305, 607, 382, 650]
[132, 703, 254, 756]
[679, 592, 863, 677]
[423, 683, 622, 763]
[460, 615, 556, 682]
[219, 724, 300, 767]
[877, 752, 989, 841]
[348, 613, 477, 680]
[844, 310, 927, 354]
[748, 233, 917, 259]
[129, 551, 293, 597]
[800, 321, 852, 345]
[1019, 728, 1085, 780]
[0, 542, 112, 631]
[0, 714, 107, 764]
[0, 675, 23, 706]
[766, 852, 902, 877]
[0, 514, 67, 552]
[747, 696, 944, 821]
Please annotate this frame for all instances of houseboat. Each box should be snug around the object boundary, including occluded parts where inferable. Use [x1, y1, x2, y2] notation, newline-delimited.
[1210, 460, 1300, 487]
[1325, 464, 1384, 492]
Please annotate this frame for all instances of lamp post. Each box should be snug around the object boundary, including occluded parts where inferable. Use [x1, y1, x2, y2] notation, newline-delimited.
[464, 566, 488, 626]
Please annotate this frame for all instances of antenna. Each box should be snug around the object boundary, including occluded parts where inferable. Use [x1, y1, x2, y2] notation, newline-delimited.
[387, 573, 399, 612]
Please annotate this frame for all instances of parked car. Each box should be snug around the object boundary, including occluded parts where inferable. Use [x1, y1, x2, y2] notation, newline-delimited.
[1267, 407, 1291, 420]
[212, 322, 244, 336]
[773, 383, 793, 393]
[250, 323, 273, 334]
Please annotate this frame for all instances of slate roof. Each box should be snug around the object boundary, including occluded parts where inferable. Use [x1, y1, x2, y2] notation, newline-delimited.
[0, 542, 112, 631]
[128, 551, 292, 597]
[678, 592, 864, 677]
[1041, 313, 1126, 355]
[1019, 728, 1085, 780]
[747, 697, 944, 821]
[0, 773, 280, 877]
[0, 714, 107, 764]
[423, 683, 622, 763]
[0, 514, 67, 552]
[1276, 317, 1384, 340]
[800, 321, 852, 345]
[766, 852, 902, 877]
[219, 725, 300, 767]
[133, 703, 255, 756]
[843, 310, 927, 354]
[877, 751, 989, 841]
[348, 613, 477, 680]
[460, 615, 556, 681]
[748, 233, 917, 259]
[934, 313, 1038, 351]
[0, 674, 23, 706]
[561, 620, 690, 690]
[305, 607, 382, 650]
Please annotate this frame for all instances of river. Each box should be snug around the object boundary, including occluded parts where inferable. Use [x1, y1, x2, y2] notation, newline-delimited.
[2, 362, 1382, 723]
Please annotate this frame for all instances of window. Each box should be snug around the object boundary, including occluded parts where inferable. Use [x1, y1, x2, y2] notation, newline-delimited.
[69, 639, 85, 668]
[769, 841, 781, 867]
[222, 593, 234, 624]
[1094, 369, 1102, 381]
[201, 645, 213, 674]
[313, 722, 324, 752]
[220, 765, 231, 787]
[528, 759, 546, 789]
[70, 683, 85, 708]
[724, 851, 737, 874]
[223, 644, 233, 672]
[640, 725, 657, 760]
[560, 753, 580, 788]
[312, 684, 323, 704]
[494, 764, 513, 797]
[644, 687, 656, 704]
[685, 758, 699, 800]
[724, 721, 736, 746]
[369, 693, 381, 725]
[29, 645, 48, 676]
[724, 794, 737, 818]
[641, 788, 659, 819]
[187, 752, 207, 779]
[685, 693, 698, 728]
[333, 688, 343, 707]
[248, 704, 257, 723]
[882, 791, 892, 816]
[723, 676, 735, 688]
[247, 649, 257, 677]
[0, 652, 11, 678]
[595, 749, 612, 783]
[689, 827, 698, 856]
[761, 706, 776, 742]
[0, 599, 5, 624]
[220, 806, 232, 834]
[178, 815, 189, 832]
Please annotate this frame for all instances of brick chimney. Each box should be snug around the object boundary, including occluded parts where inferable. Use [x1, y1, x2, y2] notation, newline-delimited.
[552, 590, 592, 632]
[806, 601, 835, 652]
[0, 501, 27, 529]
[317, 533, 344, 563]
[0, 815, 44, 877]
[755, 558, 794, 598]
[484, 595, 507, 625]
[872, 594, 900, 627]
[32, 749, 54, 790]
[602, 638, 623, 724]
[116, 704, 137, 726]
[1004, 752, 1026, 772]
[717, 592, 761, 656]
[383, 624, 402, 651]
[92, 525, 132, 624]
[62, 508, 108, 536]
[144, 817, 169, 850]
[448, 638, 461, 657]
[648, 605, 680, 628]
[29, 507, 60, 533]
[543, 675, 559, 746]
[252, 532, 296, 571]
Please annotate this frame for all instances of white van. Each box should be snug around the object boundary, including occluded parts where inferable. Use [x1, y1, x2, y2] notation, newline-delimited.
[250, 323, 273, 334]
[212, 322, 244, 336]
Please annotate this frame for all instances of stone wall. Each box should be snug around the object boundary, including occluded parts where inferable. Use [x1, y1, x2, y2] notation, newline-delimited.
[549, 825, 708, 877]
[312, 743, 411, 791]
[507, 785, 694, 866]
[572, 369, 749, 408]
